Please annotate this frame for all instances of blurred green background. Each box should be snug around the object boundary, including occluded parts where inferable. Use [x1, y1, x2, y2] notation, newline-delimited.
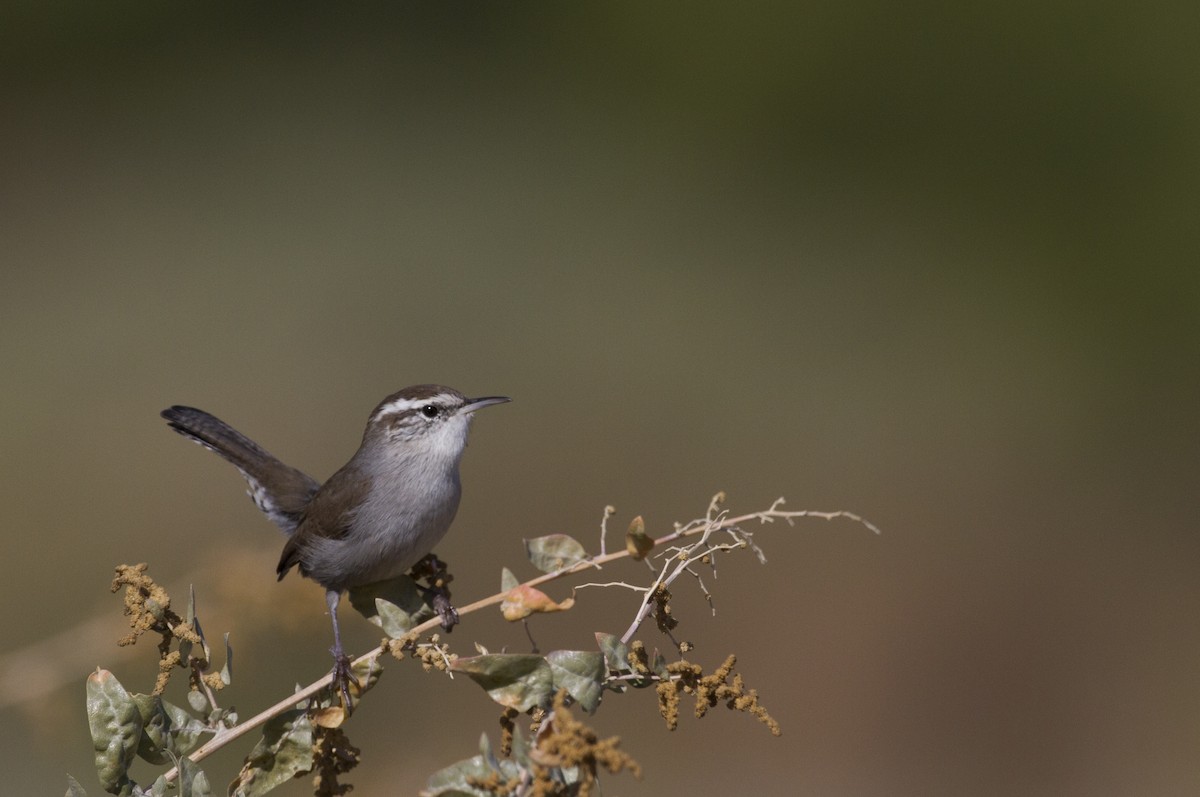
[2, 2, 1198, 795]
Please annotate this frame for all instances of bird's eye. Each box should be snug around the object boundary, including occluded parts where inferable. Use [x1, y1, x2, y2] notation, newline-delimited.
[420, 405, 440, 419]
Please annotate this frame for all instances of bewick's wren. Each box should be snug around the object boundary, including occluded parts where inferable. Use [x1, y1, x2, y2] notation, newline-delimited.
[161, 385, 509, 704]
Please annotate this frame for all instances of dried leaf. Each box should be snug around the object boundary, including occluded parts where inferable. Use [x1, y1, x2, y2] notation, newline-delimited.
[65, 775, 88, 797]
[500, 584, 576, 621]
[311, 707, 346, 729]
[524, 534, 588, 573]
[625, 515, 654, 560]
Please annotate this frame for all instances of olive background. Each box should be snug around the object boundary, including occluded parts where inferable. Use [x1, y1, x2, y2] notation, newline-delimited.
[2, 3, 1198, 795]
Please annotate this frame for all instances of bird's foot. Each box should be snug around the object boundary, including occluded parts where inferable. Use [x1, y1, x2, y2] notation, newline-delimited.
[428, 587, 460, 632]
[329, 647, 360, 711]
[413, 554, 459, 631]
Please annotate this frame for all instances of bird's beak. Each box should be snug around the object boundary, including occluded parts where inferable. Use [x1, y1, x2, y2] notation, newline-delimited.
[462, 395, 511, 414]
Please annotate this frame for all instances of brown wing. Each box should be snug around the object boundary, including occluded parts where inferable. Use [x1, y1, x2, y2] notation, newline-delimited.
[275, 464, 372, 581]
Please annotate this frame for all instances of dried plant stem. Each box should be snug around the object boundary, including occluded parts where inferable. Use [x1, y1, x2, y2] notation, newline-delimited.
[163, 500, 876, 782]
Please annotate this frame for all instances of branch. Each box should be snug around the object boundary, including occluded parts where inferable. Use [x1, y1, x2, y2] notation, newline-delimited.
[163, 498, 877, 782]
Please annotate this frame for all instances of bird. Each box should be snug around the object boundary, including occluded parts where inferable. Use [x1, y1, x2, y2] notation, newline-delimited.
[161, 384, 509, 705]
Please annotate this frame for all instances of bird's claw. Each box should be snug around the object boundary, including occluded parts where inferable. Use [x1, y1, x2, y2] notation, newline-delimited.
[330, 648, 360, 711]
[431, 589, 460, 631]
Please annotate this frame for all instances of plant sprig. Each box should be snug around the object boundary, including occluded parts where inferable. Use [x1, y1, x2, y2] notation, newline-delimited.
[80, 494, 878, 795]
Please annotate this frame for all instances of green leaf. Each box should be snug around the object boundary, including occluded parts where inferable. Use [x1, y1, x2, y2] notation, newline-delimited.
[558, 765, 584, 787]
[178, 755, 213, 797]
[524, 534, 588, 573]
[376, 598, 419, 637]
[193, 615, 211, 664]
[509, 726, 530, 769]
[208, 707, 235, 728]
[347, 575, 432, 636]
[86, 668, 141, 796]
[500, 567, 519, 592]
[595, 633, 631, 674]
[652, 649, 668, 678]
[346, 655, 385, 707]
[65, 774, 88, 797]
[450, 654, 553, 712]
[178, 636, 192, 668]
[479, 732, 499, 770]
[130, 693, 171, 765]
[229, 709, 314, 797]
[161, 699, 206, 756]
[424, 742, 522, 797]
[143, 596, 165, 623]
[425, 756, 492, 796]
[186, 690, 207, 713]
[220, 633, 233, 686]
[186, 586, 212, 664]
[546, 650, 605, 714]
[130, 778, 167, 797]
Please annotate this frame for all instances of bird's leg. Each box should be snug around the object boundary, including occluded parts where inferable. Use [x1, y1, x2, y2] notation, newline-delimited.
[326, 589, 359, 710]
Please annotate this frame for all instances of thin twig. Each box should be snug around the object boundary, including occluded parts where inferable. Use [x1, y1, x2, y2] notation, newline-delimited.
[599, 505, 615, 557]
[574, 581, 649, 593]
[162, 498, 877, 782]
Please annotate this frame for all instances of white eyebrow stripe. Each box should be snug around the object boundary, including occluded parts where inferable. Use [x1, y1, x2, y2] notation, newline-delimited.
[371, 393, 458, 421]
